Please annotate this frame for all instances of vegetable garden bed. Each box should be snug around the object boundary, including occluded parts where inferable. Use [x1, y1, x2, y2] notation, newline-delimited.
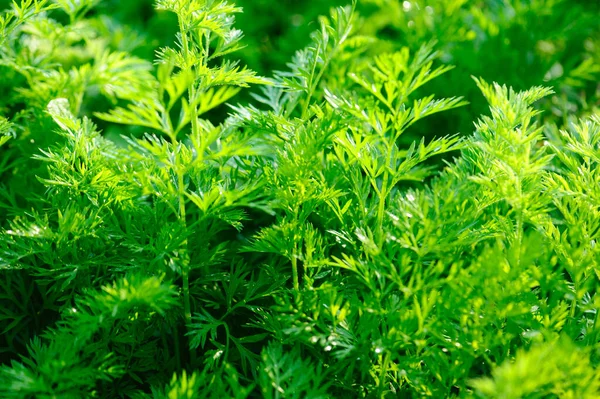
[0, 0, 599, 397]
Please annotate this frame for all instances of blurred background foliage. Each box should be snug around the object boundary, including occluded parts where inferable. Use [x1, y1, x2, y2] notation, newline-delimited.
[233, 0, 599, 137]
[209, 0, 600, 135]
[1, 0, 597, 137]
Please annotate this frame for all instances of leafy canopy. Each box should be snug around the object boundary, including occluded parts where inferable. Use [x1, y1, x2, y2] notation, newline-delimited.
[0, 0, 599, 398]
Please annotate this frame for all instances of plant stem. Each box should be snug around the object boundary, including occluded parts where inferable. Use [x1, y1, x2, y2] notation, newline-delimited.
[175, 150, 195, 366]
[175, 11, 198, 367]
[378, 351, 391, 398]
[291, 206, 300, 290]
[377, 173, 389, 242]
[377, 140, 395, 244]
[292, 242, 299, 290]
[514, 174, 523, 268]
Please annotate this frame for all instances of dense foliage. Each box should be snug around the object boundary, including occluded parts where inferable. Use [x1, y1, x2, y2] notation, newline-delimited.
[0, 0, 599, 397]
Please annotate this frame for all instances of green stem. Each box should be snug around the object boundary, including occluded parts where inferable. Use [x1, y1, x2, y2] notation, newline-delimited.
[177, 154, 195, 365]
[291, 243, 299, 291]
[302, 43, 322, 119]
[378, 351, 391, 398]
[377, 174, 389, 242]
[514, 174, 523, 268]
[291, 206, 300, 290]
[301, 6, 355, 119]
[176, 12, 198, 366]
[376, 140, 395, 244]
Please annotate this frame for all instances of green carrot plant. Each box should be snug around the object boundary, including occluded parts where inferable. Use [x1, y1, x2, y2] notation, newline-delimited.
[0, 0, 599, 398]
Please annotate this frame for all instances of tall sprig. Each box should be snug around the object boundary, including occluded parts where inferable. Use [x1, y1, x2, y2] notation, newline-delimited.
[96, 0, 267, 366]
